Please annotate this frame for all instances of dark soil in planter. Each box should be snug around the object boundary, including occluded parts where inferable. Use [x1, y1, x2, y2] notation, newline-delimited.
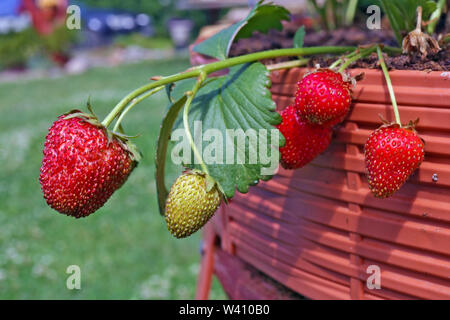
[229, 25, 449, 71]
[308, 47, 449, 72]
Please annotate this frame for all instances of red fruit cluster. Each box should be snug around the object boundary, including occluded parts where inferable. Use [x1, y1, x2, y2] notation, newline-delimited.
[278, 69, 425, 198]
[295, 69, 352, 127]
[277, 69, 352, 170]
[277, 105, 332, 169]
[39, 111, 137, 218]
[364, 124, 425, 198]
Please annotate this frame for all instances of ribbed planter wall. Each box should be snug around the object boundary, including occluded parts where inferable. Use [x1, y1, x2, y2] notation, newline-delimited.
[202, 67, 450, 300]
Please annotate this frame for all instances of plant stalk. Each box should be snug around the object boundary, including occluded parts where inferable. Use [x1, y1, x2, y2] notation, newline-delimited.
[337, 45, 377, 72]
[101, 46, 357, 127]
[326, 0, 337, 30]
[377, 46, 401, 126]
[416, 6, 423, 31]
[428, 0, 446, 34]
[379, 0, 403, 46]
[102, 45, 400, 128]
[329, 50, 359, 69]
[183, 72, 209, 174]
[266, 58, 309, 71]
[345, 0, 358, 26]
[112, 86, 164, 132]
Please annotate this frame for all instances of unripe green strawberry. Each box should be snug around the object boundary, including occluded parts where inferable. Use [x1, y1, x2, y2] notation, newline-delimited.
[165, 171, 221, 238]
[364, 122, 425, 198]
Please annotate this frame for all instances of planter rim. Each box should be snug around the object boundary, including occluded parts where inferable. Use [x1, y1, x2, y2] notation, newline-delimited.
[270, 66, 449, 76]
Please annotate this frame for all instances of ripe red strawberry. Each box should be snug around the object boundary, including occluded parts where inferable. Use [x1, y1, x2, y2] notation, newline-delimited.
[295, 69, 352, 127]
[364, 123, 425, 198]
[276, 105, 332, 170]
[39, 110, 139, 218]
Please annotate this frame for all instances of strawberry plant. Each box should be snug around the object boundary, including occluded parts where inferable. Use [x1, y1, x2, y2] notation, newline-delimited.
[363, 47, 425, 198]
[307, 0, 360, 30]
[380, 0, 445, 45]
[402, 6, 442, 59]
[40, 1, 429, 238]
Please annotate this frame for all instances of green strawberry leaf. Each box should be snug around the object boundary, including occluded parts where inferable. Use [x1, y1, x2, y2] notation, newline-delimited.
[380, 0, 404, 45]
[293, 26, 305, 48]
[422, 0, 438, 20]
[171, 62, 284, 199]
[396, 0, 436, 31]
[155, 95, 188, 215]
[193, 0, 290, 60]
[381, 0, 438, 45]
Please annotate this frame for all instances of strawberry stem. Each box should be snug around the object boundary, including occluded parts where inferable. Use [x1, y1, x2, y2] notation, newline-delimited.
[377, 46, 401, 126]
[329, 48, 366, 69]
[101, 45, 400, 129]
[416, 6, 423, 31]
[101, 46, 358, 128]
[112, 86, 164, 133]
[266, 58, 310, 71]
[183, 72, 210, 175]
[337, 45, 378, 72]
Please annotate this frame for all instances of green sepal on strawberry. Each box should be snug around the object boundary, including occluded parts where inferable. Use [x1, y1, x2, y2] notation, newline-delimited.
[61, 109, 141, 162]
[39, 109, 140, 218]
[295, 69, 353, 127]
[364, 120, 425, 198]
[276, 105, 332, 170]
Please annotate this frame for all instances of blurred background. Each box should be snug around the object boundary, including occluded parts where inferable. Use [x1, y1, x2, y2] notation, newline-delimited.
[1, 0, 445, 300]
[0, 0, 312, 300]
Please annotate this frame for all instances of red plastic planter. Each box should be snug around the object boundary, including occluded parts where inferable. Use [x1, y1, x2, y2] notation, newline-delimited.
[198, 67, 450, 300]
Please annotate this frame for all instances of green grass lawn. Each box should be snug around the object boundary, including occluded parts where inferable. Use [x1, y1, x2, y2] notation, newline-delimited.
[0, 58, 226, 299]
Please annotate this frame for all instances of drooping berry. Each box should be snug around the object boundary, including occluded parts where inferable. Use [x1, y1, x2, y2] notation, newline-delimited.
[276, 105, 332, 170]
[39, 110, 138, 218]
[364, 123, 425, 198]
[295, 69, 352, 127]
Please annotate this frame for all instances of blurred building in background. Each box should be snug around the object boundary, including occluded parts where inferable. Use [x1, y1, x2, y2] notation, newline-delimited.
[178, 0, 306, 13]
[0, 0, 308, 72]
[21, 0, 67, 35]
[0, 0, 30, 34]
[72, 0, 154, 47]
